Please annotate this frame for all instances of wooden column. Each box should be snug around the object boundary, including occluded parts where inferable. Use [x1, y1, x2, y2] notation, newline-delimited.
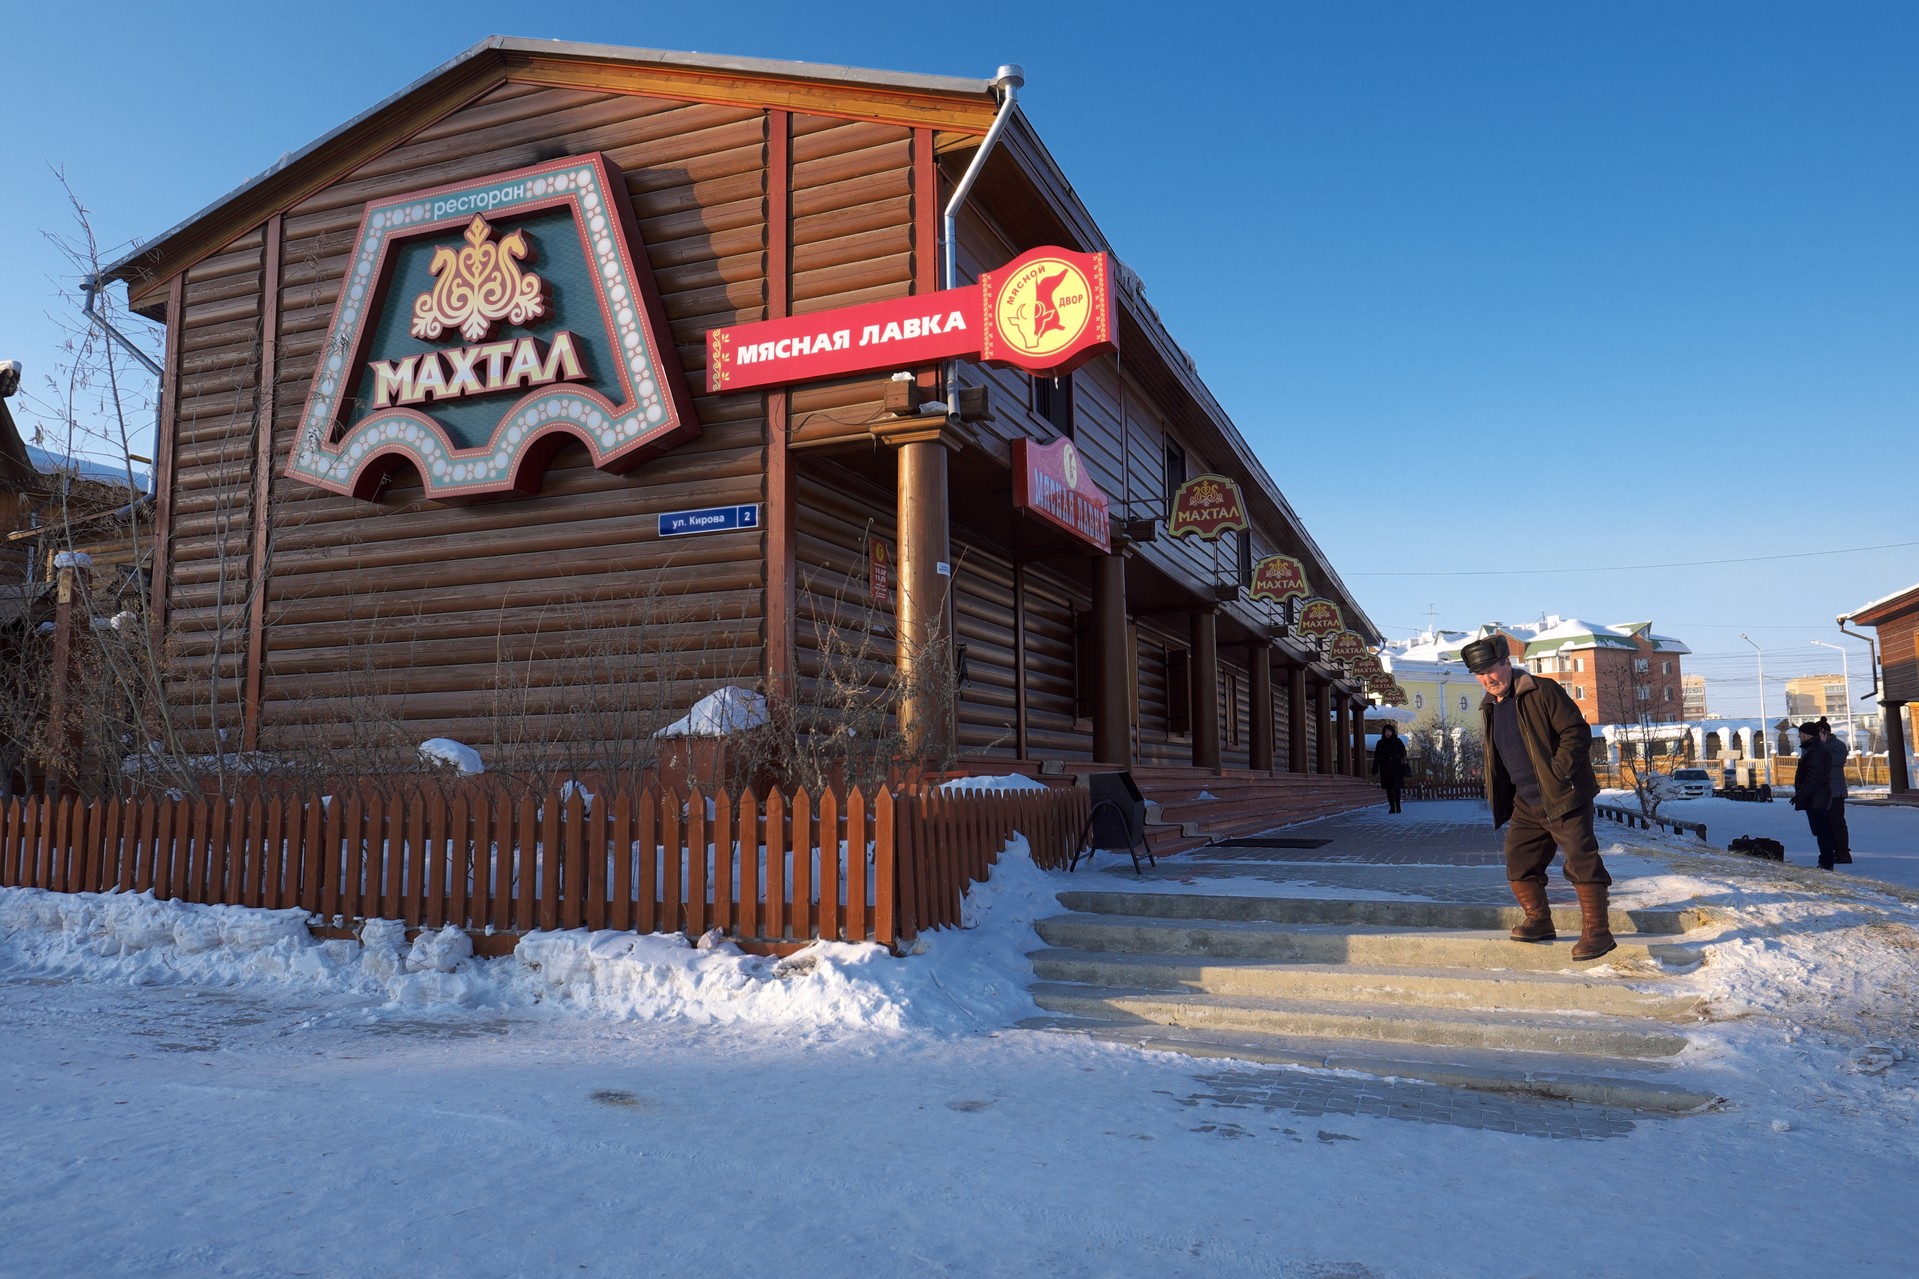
[149, 273, 186, 638]
[874, 419, 966, 755]
[1351, 695, 1368, 777]
[1287, 661, 1308, 774]
[1012, 560, 1029, 759]
[1190, 609, 1221, 770]
[1334, 691, 1351, 775]
[1092, 552, 1131, 766]
[46, 566, 83, 791]
[1248, 642, 1274, 772]
[1887, 700, 1911, 795]
[765, 110, 797, 700]
[1314, 675, 1334, 775]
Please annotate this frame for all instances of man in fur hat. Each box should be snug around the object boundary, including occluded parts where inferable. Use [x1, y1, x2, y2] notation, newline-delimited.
[1460, 636, 1614, 960]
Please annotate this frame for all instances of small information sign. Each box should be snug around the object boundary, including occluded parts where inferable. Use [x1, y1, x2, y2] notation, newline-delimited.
[658, 503, 761, 537]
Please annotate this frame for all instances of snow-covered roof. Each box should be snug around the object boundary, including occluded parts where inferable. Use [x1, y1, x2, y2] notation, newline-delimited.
[1843, 582, 1919, 626]
[26, 445, 149, 491]
[1522, 617, 1639, 655]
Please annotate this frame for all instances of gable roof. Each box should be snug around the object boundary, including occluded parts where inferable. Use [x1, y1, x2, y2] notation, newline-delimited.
[102, 37, 1000, 314]
[98, 37, 1385, 644]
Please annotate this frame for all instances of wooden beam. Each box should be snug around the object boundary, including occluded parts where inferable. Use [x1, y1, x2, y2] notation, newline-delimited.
[503, 54, 996, 135]
[765, 111, 796, 701]
[242, 213, 282, 751]
[149, 273, 185, 639]
[914, 127, 942, 403]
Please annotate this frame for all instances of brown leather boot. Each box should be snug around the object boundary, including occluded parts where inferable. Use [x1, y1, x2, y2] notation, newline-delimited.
[1508, 880, 1556, 942]
[1571, 883, 1617, 961]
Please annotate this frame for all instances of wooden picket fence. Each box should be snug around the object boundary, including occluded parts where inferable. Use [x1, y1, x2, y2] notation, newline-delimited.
[0, 781, 1091, 952]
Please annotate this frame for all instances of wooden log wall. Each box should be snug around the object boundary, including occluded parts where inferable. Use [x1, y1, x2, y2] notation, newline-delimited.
[792, 463, 897, 703]
[949, 546, 1020, 758]
[159, 83, 788, 759]
[784, 116, 922, 449]
[167, 227, 267, 737]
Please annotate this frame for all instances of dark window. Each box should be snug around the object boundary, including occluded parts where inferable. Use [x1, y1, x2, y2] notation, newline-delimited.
[1225, 673, 1242, 746]
[1033, 373, 1074, 436]
[1163, 440, 1186, 517]
[1167, 648, 1191, 736]
[1236, 531, 1254, 588]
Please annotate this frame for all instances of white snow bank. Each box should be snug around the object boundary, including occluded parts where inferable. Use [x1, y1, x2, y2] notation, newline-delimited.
[939, 773, 1050, 794]
[654, 686, 767, 737]
[418, 738, 485, 774]
[0, 829, 1054, 1036]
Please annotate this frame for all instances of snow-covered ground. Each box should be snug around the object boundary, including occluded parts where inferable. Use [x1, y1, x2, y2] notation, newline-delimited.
[4, 812, 1919, 1276]
[1617, 789, 1919, 890]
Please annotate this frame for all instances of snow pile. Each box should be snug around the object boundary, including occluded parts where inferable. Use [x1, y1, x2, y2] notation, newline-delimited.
[418, 738, 485, 774]
[939, 772, 1050, 794]
[654, 686, 767, 737]
[0, 831, 1054, 1036]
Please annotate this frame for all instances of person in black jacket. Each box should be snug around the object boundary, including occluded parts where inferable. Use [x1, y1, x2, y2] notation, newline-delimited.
[1791, 721, 1835, 869]
[1818, 718, 1853, 865]
[1372, 721, 1409, 813]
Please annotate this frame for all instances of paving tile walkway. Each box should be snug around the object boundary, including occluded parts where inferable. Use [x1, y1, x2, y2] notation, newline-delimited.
[1164, 1067, 1638, 1141]
[1110, 799, 1588, 904]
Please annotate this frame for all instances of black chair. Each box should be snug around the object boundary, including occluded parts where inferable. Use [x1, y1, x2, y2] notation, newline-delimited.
[1070, 771, 1157, 874]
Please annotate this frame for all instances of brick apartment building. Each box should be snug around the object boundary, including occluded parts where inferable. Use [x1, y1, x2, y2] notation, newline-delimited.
[1518, 618, 1688, 726]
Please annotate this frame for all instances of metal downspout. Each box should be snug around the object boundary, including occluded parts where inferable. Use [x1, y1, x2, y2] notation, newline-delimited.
[942, 64, 1025, 416]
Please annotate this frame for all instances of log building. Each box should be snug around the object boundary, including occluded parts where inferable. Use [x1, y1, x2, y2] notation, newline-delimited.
[102, 38, 1381, 785]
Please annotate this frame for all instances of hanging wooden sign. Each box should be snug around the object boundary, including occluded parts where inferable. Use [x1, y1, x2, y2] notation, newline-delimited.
[1166, 474, 1248, 541]
[1012, 437, 1111, 553]
[1250, 554, 1309, 604]
[1296, 599, 1343, 638]
[1329, 630, 1368, 663]
[1350, 652, 1383, 678]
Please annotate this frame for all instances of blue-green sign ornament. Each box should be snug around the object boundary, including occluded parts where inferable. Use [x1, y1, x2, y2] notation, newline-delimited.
[288, 153, 697, 500]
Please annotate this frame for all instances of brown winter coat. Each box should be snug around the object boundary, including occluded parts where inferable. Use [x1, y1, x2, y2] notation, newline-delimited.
[1479, 669, 1600, 826]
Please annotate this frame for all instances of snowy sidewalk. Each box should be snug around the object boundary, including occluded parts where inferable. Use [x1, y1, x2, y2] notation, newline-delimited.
[3, 798, 1919, 1274]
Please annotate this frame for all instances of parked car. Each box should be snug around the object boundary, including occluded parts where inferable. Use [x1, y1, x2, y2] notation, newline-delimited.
[1668, 768, 1713, 799]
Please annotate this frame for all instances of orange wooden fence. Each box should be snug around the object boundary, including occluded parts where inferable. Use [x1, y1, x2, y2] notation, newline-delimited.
[0, 782, 1090, 950]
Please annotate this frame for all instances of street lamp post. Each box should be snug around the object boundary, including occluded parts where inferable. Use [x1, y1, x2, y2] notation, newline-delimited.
[1811, 639, 1856, 783]
[1739, 632, 1773, 786]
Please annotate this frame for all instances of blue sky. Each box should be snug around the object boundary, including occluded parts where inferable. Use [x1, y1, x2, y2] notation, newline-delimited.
[5, 1, 1912, 717]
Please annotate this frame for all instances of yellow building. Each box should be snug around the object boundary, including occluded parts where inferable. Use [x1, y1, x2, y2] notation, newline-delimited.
[1382, 626, 1526, 728]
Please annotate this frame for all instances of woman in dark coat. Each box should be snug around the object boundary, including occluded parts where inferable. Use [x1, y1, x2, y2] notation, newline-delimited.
[1372, 722, 1409, 813]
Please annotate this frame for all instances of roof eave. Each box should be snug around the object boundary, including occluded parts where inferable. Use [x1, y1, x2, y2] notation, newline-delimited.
[104, 36, 1000, 315]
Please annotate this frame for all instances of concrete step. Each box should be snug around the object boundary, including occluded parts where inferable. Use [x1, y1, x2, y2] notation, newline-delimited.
[1029, 983, 1692, 1059]
[1024, 1019, 1722, 1113]
[1027, 948, 1702, 1018]
[1034, 913, 1705, 972]
[1055, 889, 1705, 936]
